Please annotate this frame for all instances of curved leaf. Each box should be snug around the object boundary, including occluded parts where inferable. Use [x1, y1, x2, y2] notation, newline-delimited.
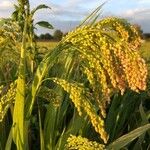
[36, 21, 53, 29]
[31, 4, 51, 15]
[107, 124, 150, 150]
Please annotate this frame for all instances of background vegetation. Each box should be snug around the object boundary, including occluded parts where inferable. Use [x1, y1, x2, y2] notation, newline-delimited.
[36, 29, 64, 41]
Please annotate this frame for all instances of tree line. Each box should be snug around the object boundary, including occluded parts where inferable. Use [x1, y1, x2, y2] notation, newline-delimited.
[35, 29, 64, 41]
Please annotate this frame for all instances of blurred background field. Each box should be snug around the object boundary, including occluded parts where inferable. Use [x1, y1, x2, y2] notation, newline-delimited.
[37, 41, 58, 50]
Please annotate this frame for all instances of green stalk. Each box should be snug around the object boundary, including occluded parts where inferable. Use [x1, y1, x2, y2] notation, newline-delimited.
[12, 3, 28, 149]
[27, 1, 35, 75]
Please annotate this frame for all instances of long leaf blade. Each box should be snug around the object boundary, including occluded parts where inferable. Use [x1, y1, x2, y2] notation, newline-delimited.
[107, 124, 150, 150]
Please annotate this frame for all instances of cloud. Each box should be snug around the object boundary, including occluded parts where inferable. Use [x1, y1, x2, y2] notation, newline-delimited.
[33, 0, 103, 33]
[48, 2, 90, 20]
[35, 20, 80, 35]
[35, 0, 104, 21]
[120, 8, 150, 33]
[65, 0, 104, 8]
[32, 1, 93, 23]
[0, 0, 16, 18]
[0, 0, 13, 10]
[122, 8, 150, 17]
[65, 0, 83, 7]
[137, 0, 150, 4]
[28, 1, 150, 33]
[0, 0, 150, 33]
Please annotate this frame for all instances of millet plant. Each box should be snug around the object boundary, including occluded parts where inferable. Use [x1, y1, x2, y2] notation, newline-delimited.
[0, 1, 150, 150]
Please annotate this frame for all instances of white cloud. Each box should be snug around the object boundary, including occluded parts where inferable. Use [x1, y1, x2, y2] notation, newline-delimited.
[0, 0, 150, 33]
[123, 8, 150, 17]
[45, 0, 104, 20]
[0, 0, 16, 18]
[34, 1, 90, 21]
[138, 0, 150, 4]
[120, 8, 150, 33]
[65, 0, 83, 7]
[0, 0, 13, 10]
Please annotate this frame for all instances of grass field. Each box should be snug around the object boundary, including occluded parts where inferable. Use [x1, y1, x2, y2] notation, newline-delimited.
[37, 41, 58, 49]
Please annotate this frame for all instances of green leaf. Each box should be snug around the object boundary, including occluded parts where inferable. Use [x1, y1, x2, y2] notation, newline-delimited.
[12, 15, 27, 150]
[25, 45, 64, 119]
[38, 102, 45, 150]
[107, 124, 150, 150]
[55, 111, 89, 150]
[31, 4, 51, 15]
[140, 103, 150, 126]
[44, 102, 58, 150]
[36, 21, 54, 29]
[12, 57, 25, 150]
[5, 128, 12, 150]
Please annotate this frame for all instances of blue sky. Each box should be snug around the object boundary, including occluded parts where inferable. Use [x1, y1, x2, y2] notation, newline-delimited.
[0, 0, 150, 34]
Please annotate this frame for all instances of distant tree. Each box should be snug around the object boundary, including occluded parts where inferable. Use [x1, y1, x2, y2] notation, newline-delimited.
[143, 33, 150, 40]
[34, 34, 39, 40]
[39, 34, 45, 40]
[39, 33, 53, 40]
[44, 33, 53, 40]
[53, 29, 63, 41]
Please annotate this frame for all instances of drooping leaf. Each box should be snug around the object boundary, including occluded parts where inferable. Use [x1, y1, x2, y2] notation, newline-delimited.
[31, 4, 51, 15]
[36, 21, 53, 29]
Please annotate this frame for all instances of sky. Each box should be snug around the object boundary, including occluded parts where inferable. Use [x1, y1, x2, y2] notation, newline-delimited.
[0, 0, 150, 34]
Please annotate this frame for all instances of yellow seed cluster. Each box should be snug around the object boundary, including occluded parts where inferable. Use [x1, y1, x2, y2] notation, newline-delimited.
[53, 78, 109, 143]
[95, 17, 141, 48]
[63, 17, 147, 119]
[0, 37, 5, 45]
[112, 43, 147, 92]
[0, 82, 16, 122]
[83, 67, 95, 87]
[66, 135, 105, 150]
[0, 20, 21, 45]
[0, 20, 21, 65]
